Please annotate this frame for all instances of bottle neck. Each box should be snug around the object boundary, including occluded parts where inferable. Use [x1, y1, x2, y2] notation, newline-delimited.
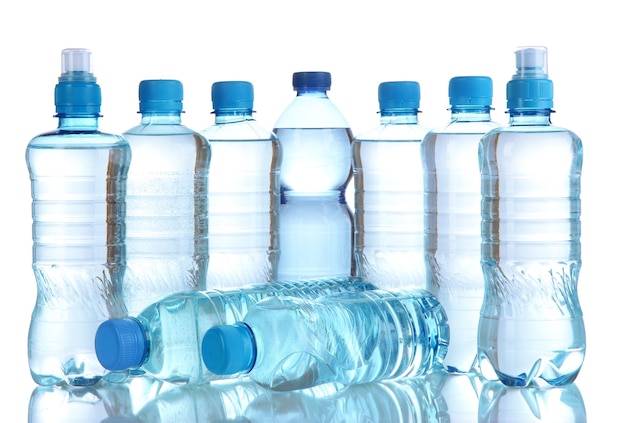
[57, 114, 100, 130]
[296, 90, 328, 98]
[140, 112, 182, 125]
[379, 110, 419, 125]
[214, 109, 254, 124]
[449, 106, 492, 122]
[508, 109, 552, 126]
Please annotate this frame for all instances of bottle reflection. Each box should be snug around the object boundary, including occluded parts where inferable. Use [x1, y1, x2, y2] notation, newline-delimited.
[28, 373, 586, 422]
[28, 376, 169, 423]
[427, 369, 484, 423]
[478, 380, 587, 422]
[243, 377, 446, 423]
[134, 378, 265, 422]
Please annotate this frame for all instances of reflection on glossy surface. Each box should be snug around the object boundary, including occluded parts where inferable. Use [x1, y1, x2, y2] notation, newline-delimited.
[427, 370, 484, 423]
[27, 373, 588, 422]
[134, 378, 265, 422]
[244, 377, 446, 423]
[28, 376, 170, 423]
[479, 380, 587, 422]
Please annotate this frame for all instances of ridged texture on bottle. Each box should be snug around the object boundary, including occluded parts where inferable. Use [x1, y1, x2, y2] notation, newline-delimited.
[123, 115, 210, 316]
[274, 74, 354, 280]
[422, 114, 500, 374]
[239, 288, 449, 391]
[109, 277, 374, 384]
[353, 116, 429, 290]
[26, 128, 130, 386]
[478, 124, 584, 386]
[202, 116, 281, 287]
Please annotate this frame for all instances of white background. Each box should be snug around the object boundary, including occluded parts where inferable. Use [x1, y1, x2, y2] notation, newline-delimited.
[1, 1, 622, 420]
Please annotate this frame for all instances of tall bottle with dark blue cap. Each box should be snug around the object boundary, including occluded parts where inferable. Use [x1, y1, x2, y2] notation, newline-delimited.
[352, 81, 429, 290]
[201, 81, 281, 287]
[478, 47, 585, 386]
[421, 76, 500, 374]
[25, 48, 131, 386]
[122, 79, 210, 316]
[273, 72, 354, 280]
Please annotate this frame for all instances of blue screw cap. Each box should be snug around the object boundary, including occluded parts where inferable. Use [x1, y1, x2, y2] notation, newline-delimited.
[507, 46, 554, 110]
[292, 72, 331, 91]
[95, 318, 148, 371]
[448, 76, 493, 106]
[211, 81, 254, 111]
[202, 322, 256, 375]
[55, 48, 101, 115]
[139, 79, 183, 113]
[378, 81, 420, 111]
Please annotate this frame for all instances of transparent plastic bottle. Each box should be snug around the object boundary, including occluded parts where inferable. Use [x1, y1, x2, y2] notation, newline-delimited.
[202, 288, 449, 392]
[273, 71, 354, 280]
[421, 76, 500, 374]
[122, 79, 210, 316]
[477, 47, 585, 387]
[353, 81, 429, 290]
[25, 48, 131, 386]
[201, 81, 281, 287]
[95, 277, 375, 384]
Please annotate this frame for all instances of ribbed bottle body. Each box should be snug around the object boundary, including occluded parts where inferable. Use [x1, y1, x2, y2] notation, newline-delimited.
[243, 288, 449, 391]
[202, 118, 281, 287]
[26, 129, 130, 386]
[353, 120, 428, 289]
[123, 123, 209, 315]
[422, 118, 499, 373]
[478, 124, 585, 387]
[274, 82, 355, 280]
[118, 277, 373, 384]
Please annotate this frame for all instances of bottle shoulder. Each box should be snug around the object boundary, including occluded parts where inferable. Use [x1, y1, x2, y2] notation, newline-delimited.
[123, 123, 202, 137]
[274, 96, 350, 129]
[428, 120, 501, 136]
[481, 124, 582, 143]
[27, 128, 129, 149]
[354, 123, 430, 142]
[201, 119, 277, 142]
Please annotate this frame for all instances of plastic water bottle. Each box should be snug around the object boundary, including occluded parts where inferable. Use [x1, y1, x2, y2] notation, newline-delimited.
[25, 48, 131, 387]
[421, 76, 500, 374]
[273, 71, 354, 280]
[201, 81, 281, 287]
[202, 288, 449, 391]
[477, 46, 585, 387]
[352, 81, 429, 290]
[122, 79, 210, 316]
[95, 277, 375, 384]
